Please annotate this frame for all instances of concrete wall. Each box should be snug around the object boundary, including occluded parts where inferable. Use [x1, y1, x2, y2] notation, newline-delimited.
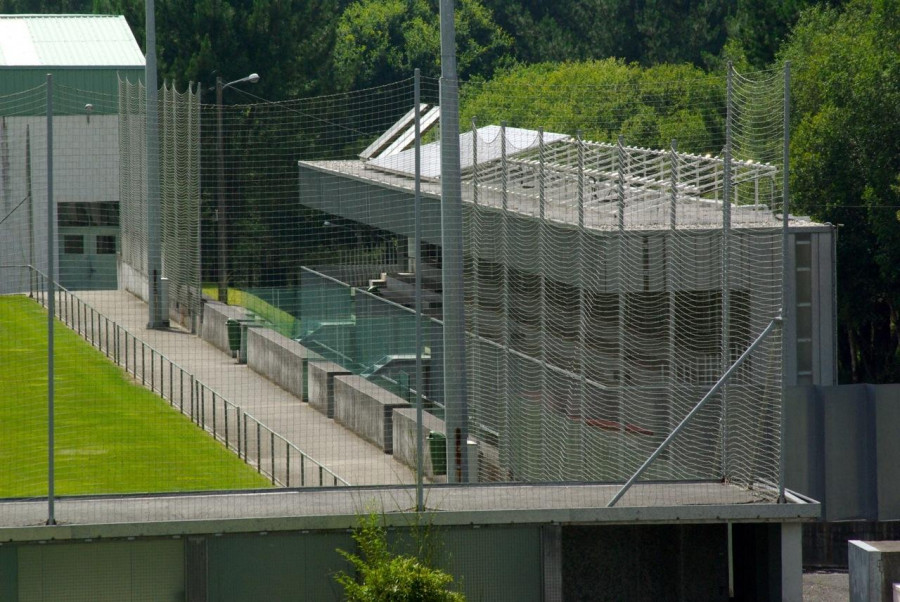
[334, 375, 409, 453]
[247, 327, 308, 400]
[200, 301, 250, 355]
[850, 540, 900, 602]
[393, 407, 445, 479]
[785, 384, 900, 522]
[307, 361, 351, 418]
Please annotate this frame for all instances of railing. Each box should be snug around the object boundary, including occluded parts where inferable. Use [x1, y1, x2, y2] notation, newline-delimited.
[19, 266, 348, 488]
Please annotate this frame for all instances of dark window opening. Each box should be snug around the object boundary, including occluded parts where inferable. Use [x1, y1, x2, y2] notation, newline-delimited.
[96, 235, 117, 255]
[58, 202, 119, 227]
[64, 235, 84, 255]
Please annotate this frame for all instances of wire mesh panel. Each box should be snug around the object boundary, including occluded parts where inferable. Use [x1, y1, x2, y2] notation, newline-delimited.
[0, 65, 801, 527]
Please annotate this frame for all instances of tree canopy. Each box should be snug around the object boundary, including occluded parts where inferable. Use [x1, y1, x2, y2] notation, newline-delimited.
[333, 0, 512, 90]
[460, 59, 724, 154]
[781, 0, 900, 381]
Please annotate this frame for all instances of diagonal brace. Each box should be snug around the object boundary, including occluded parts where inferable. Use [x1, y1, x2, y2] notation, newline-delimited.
[607, 317, 781, 508]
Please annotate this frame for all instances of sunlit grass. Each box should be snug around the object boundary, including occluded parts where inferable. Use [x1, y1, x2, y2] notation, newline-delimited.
[0, 295, 272, 497]
[202, 285, 299, 337]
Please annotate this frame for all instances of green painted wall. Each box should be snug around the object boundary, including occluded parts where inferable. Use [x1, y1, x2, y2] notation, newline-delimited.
[16, 540, 183, 602]
[0, 546, 16, 602]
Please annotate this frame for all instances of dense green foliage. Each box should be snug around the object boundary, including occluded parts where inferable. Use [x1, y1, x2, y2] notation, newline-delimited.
[781, 0, 900, 382]
[335, 513, 465, 602]
[461, 59, 724, 153]
[5, 0, 898, 381]
[0, 297, 272, 495]
[334, 0, 512, 90]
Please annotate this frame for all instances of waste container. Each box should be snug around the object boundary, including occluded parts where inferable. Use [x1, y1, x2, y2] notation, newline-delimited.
[226, 319, 241, 355]
[427, 431, 447, 476]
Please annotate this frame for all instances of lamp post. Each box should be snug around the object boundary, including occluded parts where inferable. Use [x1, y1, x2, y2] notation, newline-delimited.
[216, 72, 260, 303]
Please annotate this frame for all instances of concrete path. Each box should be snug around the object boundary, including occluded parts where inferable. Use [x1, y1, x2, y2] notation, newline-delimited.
[71, 290, 415, 487]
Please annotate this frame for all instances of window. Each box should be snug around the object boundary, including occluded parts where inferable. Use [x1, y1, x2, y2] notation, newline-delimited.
[96, 235, 117, 255]
[63, 235, 84, 255]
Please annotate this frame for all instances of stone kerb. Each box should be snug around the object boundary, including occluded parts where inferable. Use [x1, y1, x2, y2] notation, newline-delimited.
[308, 361, 352, 418]
[334, 375, 410, 454]
[247, 327, 309, 400]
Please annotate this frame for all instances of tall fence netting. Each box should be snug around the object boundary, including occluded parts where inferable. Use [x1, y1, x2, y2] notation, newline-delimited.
[0, 66, 790, 527]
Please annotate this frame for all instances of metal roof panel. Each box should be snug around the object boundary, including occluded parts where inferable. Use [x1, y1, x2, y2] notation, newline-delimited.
[0, 15, 144, 67]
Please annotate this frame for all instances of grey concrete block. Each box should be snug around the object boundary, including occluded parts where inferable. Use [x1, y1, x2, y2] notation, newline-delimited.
[393, 407, 445, 479]
[850, 540, 900, 602]
[307, 361, 351, 418]
[334, 375, 409, 453]
[200, 301, 248, 354]
[247, 328, 308, 401]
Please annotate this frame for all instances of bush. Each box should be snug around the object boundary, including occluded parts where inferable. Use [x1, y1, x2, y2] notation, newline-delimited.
[335, 513, 465, 602]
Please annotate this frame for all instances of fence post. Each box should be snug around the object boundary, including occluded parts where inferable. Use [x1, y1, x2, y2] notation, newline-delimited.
[46, 73, 56, 526]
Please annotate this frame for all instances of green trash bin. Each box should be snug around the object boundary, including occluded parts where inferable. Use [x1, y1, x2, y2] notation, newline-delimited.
[226, 319, 241, 354]
[427, 431, 447, 476]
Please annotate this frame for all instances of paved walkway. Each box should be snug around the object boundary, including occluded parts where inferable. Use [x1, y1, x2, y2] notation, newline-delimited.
[71, 290, 415, 487]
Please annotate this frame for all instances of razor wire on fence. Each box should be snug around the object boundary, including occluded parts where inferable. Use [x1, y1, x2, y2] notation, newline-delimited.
[0, 65, 796, 524]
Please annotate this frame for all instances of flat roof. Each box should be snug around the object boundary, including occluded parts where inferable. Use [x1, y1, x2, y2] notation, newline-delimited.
[301, 127, 824, 231]
[0, 15, 144, 68]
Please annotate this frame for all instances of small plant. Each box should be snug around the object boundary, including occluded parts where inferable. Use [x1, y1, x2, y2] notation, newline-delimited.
[335, 513, 465, 602]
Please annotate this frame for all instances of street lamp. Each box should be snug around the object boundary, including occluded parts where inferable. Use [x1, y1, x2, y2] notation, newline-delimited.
[216, 72, 260, 303]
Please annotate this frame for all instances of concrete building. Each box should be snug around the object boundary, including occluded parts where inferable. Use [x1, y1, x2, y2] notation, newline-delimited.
[0, 14, 144, 292]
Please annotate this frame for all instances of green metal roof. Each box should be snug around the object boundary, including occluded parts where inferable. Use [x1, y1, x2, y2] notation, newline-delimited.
[0, 15, 144, 68]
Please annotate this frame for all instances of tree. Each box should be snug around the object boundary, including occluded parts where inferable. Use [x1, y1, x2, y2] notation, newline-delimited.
[460, 59, 725, 154]
[781, 0, 900, 382]
[333, 0, 512, 91]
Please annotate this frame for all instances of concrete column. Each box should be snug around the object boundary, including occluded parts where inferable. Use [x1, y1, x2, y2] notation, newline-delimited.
[541, 525, 563, 602]
[781, 523, 802, 602]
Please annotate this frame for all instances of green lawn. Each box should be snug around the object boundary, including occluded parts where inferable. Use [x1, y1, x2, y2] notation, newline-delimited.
[0, 295, 272, 497]
[202, 285, 299, 338]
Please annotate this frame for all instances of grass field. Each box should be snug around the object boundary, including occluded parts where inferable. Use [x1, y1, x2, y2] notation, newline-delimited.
[202, 285, 299, 338]
[0, 295, 272, 497]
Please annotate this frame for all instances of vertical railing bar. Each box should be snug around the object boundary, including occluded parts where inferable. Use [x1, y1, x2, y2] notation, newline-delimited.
[270, 432, 276, 484]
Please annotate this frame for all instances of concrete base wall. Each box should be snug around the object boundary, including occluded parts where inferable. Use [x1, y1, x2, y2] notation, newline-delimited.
[247, 328, 308, 401]
[393, 407, 445, 479]
[117, 259, 148, 304]
[334, 375, 409, 453]
[308, 361, 351, 418]
[200, 301, 249, 355]
[0, 518, 805, 602]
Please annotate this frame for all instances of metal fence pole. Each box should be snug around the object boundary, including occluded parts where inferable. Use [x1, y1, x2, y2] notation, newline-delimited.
[615, 135, 626, 476]
[779, 61, 792, 503]
[439, 0, 469, 483]
[722, 62, 734, 479]
[575, 130, 586, 480]
[413, 69, 425, 512]
[46, 73, 56, 526]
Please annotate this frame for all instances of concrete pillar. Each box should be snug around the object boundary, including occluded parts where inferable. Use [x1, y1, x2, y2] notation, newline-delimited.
[781, 523, 803, 602]
[542, 525, 562, 602]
